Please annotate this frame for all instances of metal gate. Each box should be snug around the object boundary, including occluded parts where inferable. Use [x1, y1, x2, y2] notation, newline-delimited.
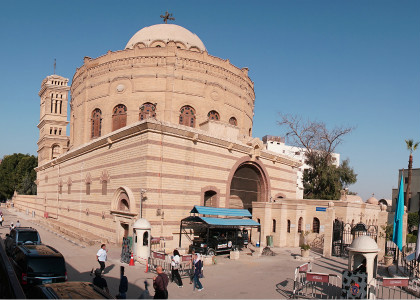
[120, 237, 132, 263]
[332, 221, 378, 257]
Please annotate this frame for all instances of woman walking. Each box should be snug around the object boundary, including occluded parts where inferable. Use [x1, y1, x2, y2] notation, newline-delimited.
[171, 250, 183, 287]
[192, 254, 203, 291]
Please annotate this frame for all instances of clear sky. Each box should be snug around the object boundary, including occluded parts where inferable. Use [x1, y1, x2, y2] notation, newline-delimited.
[0, 0, 419, 201]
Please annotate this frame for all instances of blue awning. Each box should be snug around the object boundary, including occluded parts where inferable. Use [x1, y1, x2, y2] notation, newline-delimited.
[180, 216, 260, 228]
[201, 217, 260, 227]
[190, 205, 252, 217]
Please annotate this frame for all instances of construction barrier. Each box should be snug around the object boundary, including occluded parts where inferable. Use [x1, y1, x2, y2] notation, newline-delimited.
[369, 277, 419, 299]
[292, 262, 312, 297]
[293, 271, 341, 299]
[147, 251, 193, 278]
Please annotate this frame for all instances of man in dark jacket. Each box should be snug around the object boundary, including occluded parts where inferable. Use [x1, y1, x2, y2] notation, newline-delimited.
[117, 266, 128, 299]
[153, 266, 169, 299]
[93, 268, 109, 294]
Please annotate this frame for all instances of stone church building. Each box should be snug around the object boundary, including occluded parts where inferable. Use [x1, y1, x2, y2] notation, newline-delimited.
[13, 23, 394, 256]
[15, 23, 301, 250]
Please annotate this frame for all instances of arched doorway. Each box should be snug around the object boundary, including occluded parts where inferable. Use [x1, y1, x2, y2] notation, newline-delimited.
[111, 187, 138, 245]
[228, 160, 269, 213]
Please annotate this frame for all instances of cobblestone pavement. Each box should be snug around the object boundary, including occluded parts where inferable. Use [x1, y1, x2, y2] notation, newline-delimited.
[0, 207, 384, 299]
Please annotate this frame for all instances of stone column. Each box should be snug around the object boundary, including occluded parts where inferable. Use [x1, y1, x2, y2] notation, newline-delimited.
[323, 202, 335, 258]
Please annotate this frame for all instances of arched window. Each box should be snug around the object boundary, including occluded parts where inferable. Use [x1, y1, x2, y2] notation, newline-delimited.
[51, 144, 60, 159]
[139, 103, 156, 120]
[179, 105, 196, 127]
[272, 219, 276, 233]
[143, 231, 149, 246]
[229, 117, 237, 126]
[313, 217, 320, 233]
[298, 217, 303, 233]
[207, 110, 220, 121]
[287, 220, 291, 233]
[91, 108, 102, 138]
[112, 104, 127, 131]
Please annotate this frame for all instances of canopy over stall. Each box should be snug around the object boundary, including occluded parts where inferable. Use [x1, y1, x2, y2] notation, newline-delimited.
[179, 205, 261, 247]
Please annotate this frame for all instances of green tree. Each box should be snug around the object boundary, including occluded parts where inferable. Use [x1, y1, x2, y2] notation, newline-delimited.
[277, 114, 356, 199]
[404, 139, 419, 208]
[303, 154, 357, 199]
[0, 153, 37, 201]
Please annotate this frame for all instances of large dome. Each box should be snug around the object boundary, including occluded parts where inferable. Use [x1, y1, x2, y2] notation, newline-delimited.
[125, 24, 206, 51]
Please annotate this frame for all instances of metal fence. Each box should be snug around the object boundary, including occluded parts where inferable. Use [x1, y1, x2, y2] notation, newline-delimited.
[369, 277, 420, 299]
[147, 251, 193, 278]
[292, 263, 341, 299]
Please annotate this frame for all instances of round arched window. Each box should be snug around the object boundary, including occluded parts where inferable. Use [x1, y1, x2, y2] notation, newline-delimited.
[229, 117, 237, 126]
[179, 105, 196, 128]
[112, 104, 127, 131]
[207, 110, 220, 121]
[139, 103, 156, 120]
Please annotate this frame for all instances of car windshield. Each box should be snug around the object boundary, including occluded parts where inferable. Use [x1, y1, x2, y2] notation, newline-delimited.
[27, 257, 65, 274]
[17, 232, 39, 243]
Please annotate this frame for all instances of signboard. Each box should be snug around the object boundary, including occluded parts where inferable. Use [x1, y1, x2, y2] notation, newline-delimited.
[152, 251, 166, 260]
[290, 224, 296, 228]
[382, 277, 409, 287]
[306, 224, 311, 230]
[316, 207, 327, 212]
[182, 255, 193, 262]
[306, 272, 329, 283]
[320, 225, 325, 233]
[299, 263, 310, 273]
[405, 252, 415, 262]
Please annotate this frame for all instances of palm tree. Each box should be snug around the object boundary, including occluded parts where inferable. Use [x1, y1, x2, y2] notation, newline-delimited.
[404, 139, 419, 208]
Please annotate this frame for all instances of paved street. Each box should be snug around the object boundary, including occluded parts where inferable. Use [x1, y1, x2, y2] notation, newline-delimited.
[1, 207, 355, 299]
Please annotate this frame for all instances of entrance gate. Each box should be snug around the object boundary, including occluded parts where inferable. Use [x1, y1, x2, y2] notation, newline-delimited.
[332, 221, 378, 257]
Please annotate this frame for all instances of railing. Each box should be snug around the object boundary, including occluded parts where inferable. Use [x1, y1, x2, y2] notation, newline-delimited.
[400, 250, 420, 279]
[293, 264, 341, 299]
[147, 251, 193, 279]
[369, 277, 419, 299]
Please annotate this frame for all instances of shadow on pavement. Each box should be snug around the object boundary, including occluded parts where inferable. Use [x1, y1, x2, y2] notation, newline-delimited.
[65, 263, 150, 299]
[275, 278, 294, 298]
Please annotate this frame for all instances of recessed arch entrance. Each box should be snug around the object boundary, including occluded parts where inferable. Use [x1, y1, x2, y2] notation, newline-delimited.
[110, 186, 138, 244]
[226, 157, 270, 213]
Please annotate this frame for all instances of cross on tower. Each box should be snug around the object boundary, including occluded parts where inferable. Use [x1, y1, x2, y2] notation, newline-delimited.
[359, 212, 365, 222]
[160, 11, 175, 24]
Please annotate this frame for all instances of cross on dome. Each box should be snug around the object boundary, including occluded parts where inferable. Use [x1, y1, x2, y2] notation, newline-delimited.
[160, 11, 175, 24]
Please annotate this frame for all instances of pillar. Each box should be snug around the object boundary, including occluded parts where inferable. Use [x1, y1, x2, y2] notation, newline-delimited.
[323, 202, 335, 258]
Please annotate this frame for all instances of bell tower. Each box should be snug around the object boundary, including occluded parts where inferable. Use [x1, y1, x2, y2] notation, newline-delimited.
[37, 74, 70, 165]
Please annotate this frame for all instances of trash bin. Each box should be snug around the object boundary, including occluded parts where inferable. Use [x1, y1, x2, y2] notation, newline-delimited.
[266, 235, 273, 247]
[256, 242, 260, 247]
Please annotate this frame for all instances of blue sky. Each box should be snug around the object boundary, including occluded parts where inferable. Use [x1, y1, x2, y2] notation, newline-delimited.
[0, 0, 419, 200]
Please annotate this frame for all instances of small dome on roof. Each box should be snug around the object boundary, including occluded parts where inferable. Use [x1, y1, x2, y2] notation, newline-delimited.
[348, 236, 380, 253]
[366, 196, 379, 205]
[133, 218, 151, 230]
[125, 24, 206, 51]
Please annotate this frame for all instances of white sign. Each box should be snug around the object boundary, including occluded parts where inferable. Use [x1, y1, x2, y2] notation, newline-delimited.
[290, 224, 296, 228]
[320, 225, 325, 233]
[306, 224, 311, 230]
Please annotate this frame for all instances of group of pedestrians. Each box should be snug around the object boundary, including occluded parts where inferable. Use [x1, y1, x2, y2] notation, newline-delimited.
[92, 244, 205, 299]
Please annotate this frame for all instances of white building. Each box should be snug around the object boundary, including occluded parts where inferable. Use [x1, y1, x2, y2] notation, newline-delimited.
[262, 135, 340, 199]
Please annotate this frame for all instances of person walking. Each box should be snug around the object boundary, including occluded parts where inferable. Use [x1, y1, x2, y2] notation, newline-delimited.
[93, 268, 109, 294]
[193, 254, 203, 291]
[171, 250, 183, 287]
[10, 222, 14, 231]
[0, 214, 3, 226]
[117, 266, 128, 299]
[153, 266, 169, 299]
[16, 220, 21, 227]
[96, 244, 108, 273]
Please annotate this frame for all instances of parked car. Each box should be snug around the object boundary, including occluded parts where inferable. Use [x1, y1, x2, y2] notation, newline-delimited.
[10, 244, 67, 287]
[189, 228, 248, 256]
[5, 227, 41, 255]
[26, 281, 114, 299]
